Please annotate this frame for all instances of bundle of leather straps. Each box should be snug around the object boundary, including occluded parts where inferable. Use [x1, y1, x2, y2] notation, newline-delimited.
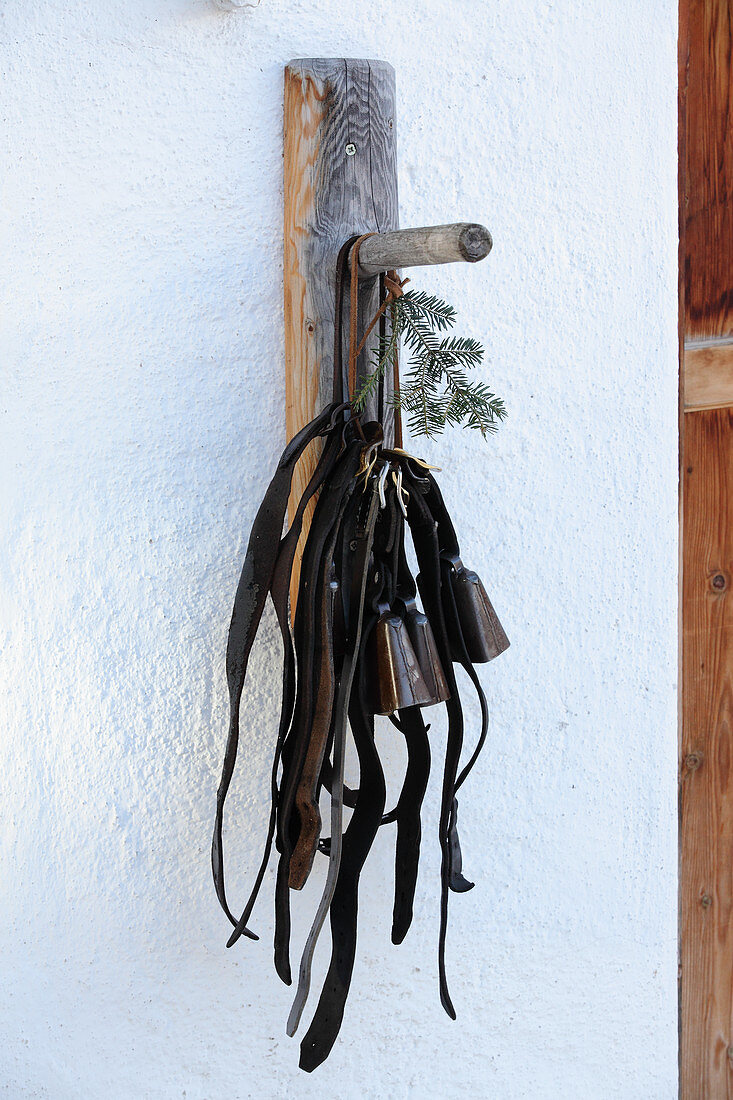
[212, 234, 509, 1072]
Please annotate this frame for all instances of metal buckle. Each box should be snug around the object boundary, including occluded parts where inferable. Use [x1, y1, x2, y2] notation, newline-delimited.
[357, 440, 381, 486]
[377, 461, 390, 508]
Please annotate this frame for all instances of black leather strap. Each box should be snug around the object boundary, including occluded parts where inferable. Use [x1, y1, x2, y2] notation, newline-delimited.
[224, 423, 346, 950]
[333, 235, 361, 406]
[272, 440, 365, 982]
[390, 705, 431, 944]
[298, 611, 386, 1073]
[211, 402, 345, 933]
[403, 465, 463, 1019]
[417, 468, 491, 880]
[286, 474, 381, 1039]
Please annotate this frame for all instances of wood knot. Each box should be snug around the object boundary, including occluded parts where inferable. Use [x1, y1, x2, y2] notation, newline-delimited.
[712, 573, 727, 591]
[701, 893, 713, 909]
[685, 752, 703, 771]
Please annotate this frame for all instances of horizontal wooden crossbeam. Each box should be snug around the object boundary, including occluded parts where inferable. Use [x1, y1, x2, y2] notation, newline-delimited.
[684, 339, 733, 411]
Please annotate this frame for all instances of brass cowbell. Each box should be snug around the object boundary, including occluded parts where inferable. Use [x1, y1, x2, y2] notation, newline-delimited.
[400, 596, 451, 705]
[446, 556, 510, 664]
[371, 607, 433, 716]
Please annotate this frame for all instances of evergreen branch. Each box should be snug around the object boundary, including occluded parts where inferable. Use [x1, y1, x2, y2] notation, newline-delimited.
[351, 301, 403, 413]
[400, 289, 456, 330]
[351, 283, 506, 441]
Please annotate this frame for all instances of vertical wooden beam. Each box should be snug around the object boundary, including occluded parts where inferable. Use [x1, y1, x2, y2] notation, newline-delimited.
[681, 409, 733, 1098]
[680, 3, 733, 1094]
[684, 0, 733, 342]
[678, 9, 688, 1094]
[283, 58, 398, 607]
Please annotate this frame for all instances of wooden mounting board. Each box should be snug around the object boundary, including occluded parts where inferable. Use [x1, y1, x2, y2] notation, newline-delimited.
[283, 58, 399, 606]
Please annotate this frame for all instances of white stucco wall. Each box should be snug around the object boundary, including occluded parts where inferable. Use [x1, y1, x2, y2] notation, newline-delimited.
[0, 2, 679, 1097]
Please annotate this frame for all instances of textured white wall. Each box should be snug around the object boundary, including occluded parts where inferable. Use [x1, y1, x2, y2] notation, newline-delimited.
[0, 2, 679, 1097]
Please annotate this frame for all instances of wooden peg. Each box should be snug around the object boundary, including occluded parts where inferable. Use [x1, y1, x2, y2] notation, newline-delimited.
[353, 223, 492, 277]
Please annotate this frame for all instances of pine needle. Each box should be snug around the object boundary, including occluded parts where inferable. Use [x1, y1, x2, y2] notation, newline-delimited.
[351, 288, 507, 440]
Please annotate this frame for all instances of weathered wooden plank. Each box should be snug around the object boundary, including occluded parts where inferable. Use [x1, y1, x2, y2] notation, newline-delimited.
[283, 58, 398, 607]
[681, 408, 733, 1099]
[684, 0, 733, 341]
[679, 4, 733, 1092]
[355, 223, 492, 277]
[684, 339, 733, 410]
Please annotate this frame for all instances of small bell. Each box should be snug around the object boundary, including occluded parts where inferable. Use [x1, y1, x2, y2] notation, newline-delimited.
[371, 610, 434, 715]
[402, 599, 451, 705]
[448, 559, 510, 664]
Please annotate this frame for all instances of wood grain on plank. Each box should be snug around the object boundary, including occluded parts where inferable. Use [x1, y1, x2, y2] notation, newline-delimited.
[685, 340, 733, 410]
[681, 408, 733, 1099]
[684, 0, 733, 341]
[284, 58, 398, 609]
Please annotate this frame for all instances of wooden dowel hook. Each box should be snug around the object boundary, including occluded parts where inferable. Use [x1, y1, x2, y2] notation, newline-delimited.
[352, 222, 492, 277]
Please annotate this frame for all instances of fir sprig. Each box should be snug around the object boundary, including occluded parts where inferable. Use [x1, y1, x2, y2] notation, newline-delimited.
[351, 288, 506, 440]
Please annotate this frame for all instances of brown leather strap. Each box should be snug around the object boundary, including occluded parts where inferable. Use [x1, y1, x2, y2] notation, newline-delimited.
[352, 267, 406, 367]
[289, 562, 338, 889]
[385, 270, 407, 448]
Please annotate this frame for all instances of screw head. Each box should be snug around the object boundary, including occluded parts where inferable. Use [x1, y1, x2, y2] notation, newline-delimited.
[345, 143, 357, 156]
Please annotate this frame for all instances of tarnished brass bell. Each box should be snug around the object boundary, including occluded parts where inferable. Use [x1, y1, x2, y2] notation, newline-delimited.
[403, 601, 451, 705]
[371, 611, 433, 715]
[449, 560, 510, 664]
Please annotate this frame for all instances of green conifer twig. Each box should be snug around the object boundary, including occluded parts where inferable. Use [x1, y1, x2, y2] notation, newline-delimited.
[351, 288, 506, 440]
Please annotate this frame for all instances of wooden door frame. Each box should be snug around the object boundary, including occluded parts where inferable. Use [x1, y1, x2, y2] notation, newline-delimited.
[679, 2, 733, 1094]
[678, 9, 685, 1099]
[678, 0, 685, 1077]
